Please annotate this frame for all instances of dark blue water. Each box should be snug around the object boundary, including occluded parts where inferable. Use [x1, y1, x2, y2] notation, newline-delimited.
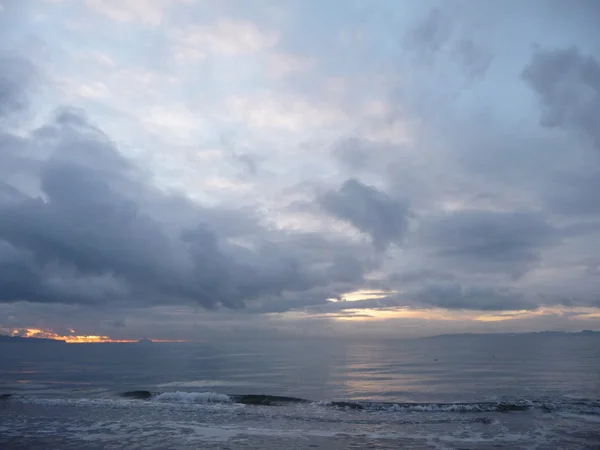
[1, 335, 599, 449]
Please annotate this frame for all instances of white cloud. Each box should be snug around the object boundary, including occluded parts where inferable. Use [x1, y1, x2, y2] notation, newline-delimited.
[170, 18, 279, 60]
[173, 47, 206, 63]
[79, 51, 117, 68]
[360, 119, 414, 145]
[53, 64, 177, 103]
[227, 93, 346, 132]
[76, 81, 111, 99]
[141, 104, 199, 137]
[323, 77, 349, 97]
[363, 100, 389, 117]
[203, 176, 252, 193]
[54, 76, 111, 100]
[63, 18, 91, 30]
[267, 52, 314, 78]
[85, 0, 193, 26]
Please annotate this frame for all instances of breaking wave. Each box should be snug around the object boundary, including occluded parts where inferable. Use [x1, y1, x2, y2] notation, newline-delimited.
[116, 391, 600, 415]
[153, 391, 233, 404]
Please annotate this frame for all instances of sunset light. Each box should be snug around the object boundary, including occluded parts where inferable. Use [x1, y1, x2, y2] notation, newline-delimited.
[1, 1, 599, 447]
[9, 328, 186, 343]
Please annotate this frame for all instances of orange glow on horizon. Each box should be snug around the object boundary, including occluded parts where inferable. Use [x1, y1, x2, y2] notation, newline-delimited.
[329, 307, 457, 321]
[474, 310, 534, 322]
[315, 306, 600, 323]
[9, 328, 188, 343]
[327, 289, 397, 303]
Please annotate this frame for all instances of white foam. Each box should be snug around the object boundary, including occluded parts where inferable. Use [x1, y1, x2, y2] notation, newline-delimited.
[388, 403, 486, 412]
[152, 391, 232, 404]
[17, 397, 131, 407]
[312, 400, 332, 406]
[15, 395, 236, 411]
[156, 380, 260, 388]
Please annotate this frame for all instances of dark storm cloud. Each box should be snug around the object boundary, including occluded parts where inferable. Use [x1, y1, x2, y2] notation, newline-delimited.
[0, 115, 219, 306]
[523, 47, 600, 220]
[411, 282, 532, 311]
[319, 179, 411, 251]
[0, 55, 33, 117]
[546, 171, 600, 216]
[234, 153, 258, 176]
[242, 232, 378, 312]
[0, 242, 46, 303]
[523, 46, 600, 149]
[0, 53, 35, 118]
[3, 1, 600, 324]
[454, 38, 493, 80]
[402, 6, 492, 81]
[0, 79, 374, 307]
[403, 8, 451, 61]
[388, 269, 457, 286]
[418, 210, 557, 279]
[315, 5, 600, 314]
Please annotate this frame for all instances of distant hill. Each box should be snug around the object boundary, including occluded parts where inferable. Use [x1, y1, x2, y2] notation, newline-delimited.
[0, 335, 66, 343]
[424, 330, 599, 339]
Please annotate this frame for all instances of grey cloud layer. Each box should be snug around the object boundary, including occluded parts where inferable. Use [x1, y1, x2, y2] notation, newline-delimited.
[0, 54, 35, 117]
[319, 179, 411, 251]
[315, 4, 600, 312]
[0, 116, 373, 307]
[523, 47, 600, 149]
[0, 60, 375, 308]
[1, 0, 600, 322]
[523, 47, 600, 219]
[418, 210, 557, 279]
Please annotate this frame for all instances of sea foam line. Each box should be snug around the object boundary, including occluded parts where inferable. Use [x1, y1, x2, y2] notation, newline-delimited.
[152, 391, 232, 404]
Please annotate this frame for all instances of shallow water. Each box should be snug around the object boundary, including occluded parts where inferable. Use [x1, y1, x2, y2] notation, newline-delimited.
[1, 334, 599, 449]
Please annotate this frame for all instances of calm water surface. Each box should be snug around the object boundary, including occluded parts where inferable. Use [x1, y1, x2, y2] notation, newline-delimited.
[1, 335, 599, 449]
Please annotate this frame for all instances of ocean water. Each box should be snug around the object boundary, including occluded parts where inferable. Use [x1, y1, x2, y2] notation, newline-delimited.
[1, 334, 599, 449]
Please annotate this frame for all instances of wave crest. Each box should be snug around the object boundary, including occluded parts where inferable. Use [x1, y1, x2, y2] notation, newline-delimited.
[109, 391, 600, 416]
[152, 391, 233, 404]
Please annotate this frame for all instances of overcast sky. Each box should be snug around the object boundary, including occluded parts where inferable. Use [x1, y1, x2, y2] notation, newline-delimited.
[1, 0, 599, 340]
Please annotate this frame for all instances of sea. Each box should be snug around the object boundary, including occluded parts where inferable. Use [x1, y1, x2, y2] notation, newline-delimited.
[1, 334, 599, 449]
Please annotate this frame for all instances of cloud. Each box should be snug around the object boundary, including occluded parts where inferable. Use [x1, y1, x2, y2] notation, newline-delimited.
[227, 93, 346, 132]
[454, 38, 493, 80]
[0, 53, 35, 118]
[170, 18, 279, 60]
[85, 0, 191, 26]
[76, 51, 117, 69]
[234, 153, 258, 176]
[400, 6, 494, 83]
[309, 282, 531, 313]
[403, 8, 451, 62]
[411, 282, 532, 311]
[0, 90, 372, 308]
[545, 171, 600, 216]
[332, 138, 375, 172]
[319, 179, 411, 251]
[418, 209, 557, 279]
[3, 2, 600, 338]
[523, 46, 600, 149]
[267, 52, 314, 78]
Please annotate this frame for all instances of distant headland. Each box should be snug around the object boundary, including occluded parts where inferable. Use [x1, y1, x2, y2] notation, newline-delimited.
[425, 330, 599, 339]
[0, 335, 66, 343]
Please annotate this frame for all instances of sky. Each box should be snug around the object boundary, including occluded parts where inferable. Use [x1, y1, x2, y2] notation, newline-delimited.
[1, 0, 600, 341]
